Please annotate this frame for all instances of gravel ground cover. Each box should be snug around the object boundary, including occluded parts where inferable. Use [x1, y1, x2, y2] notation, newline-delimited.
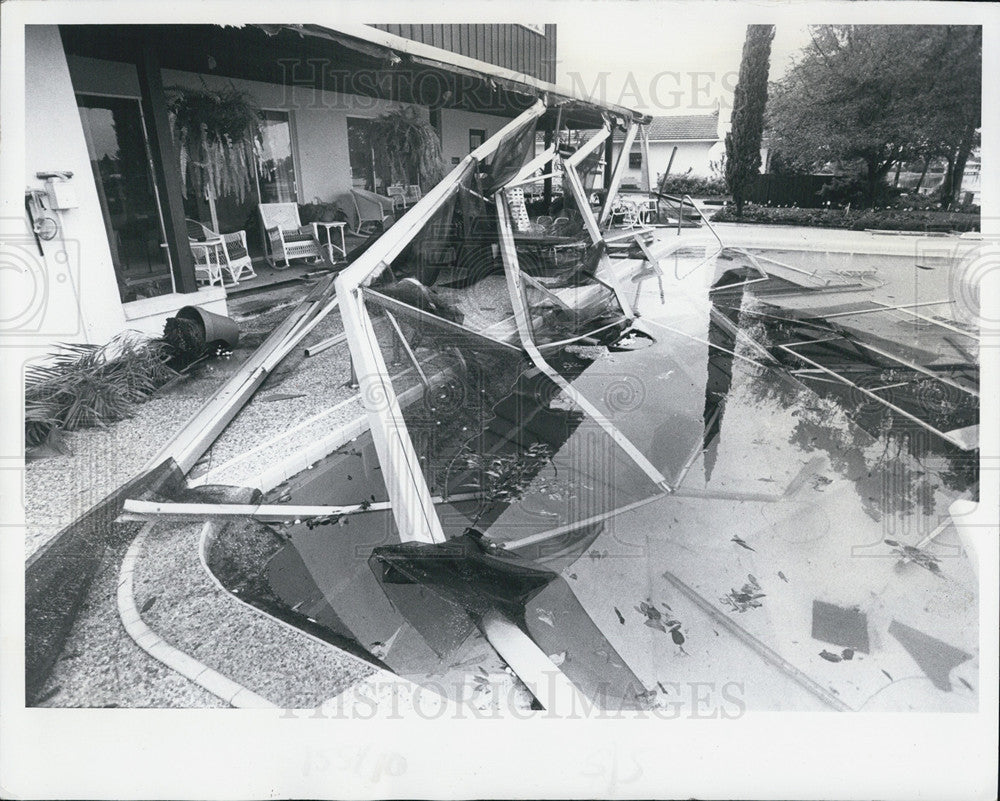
[24, 279, 384, 707]
[33, 532, 226, 708]
[133, 521, 376, 706]
[24, 280, 326, 558]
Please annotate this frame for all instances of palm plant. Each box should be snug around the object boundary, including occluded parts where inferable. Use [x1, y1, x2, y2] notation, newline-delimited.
[24, 335, 177, 448]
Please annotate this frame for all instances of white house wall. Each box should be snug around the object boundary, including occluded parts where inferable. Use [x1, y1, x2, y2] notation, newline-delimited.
[622, 140, 719, 186]
[23, 29, 128, 352]
[439, 107, 515, 166]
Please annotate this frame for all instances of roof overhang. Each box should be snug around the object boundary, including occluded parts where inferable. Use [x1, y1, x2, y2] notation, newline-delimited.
[281, 23, 652, 128]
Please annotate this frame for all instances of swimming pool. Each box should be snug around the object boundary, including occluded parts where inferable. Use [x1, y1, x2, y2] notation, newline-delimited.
[205, 237, 978, 714]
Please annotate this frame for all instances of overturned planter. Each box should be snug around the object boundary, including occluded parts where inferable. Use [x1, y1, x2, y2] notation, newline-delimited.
[176, 305, 241, 350]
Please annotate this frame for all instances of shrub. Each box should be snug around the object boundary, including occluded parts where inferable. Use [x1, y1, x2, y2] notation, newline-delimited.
[298, 200, 350, 224]
[656, 174, 728, 198]
[710, 202, 980, 232]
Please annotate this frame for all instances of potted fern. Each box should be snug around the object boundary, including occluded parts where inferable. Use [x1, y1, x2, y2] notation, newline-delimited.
[370, 107, 445, 192]
[166, 85, 263, 231]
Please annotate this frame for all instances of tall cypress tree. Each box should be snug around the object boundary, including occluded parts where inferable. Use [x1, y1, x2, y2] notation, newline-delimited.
[725, 25, 775, 217]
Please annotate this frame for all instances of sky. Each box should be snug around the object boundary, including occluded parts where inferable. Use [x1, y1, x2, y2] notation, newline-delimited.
[555, 15, 813, 119]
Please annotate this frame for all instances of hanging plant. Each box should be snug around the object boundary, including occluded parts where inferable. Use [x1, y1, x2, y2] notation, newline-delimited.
[166, 85, 263, 204]
[370, 107, 445, 191]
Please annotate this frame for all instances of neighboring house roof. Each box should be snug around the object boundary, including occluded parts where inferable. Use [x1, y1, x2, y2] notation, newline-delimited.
[615, 110, 720, 143]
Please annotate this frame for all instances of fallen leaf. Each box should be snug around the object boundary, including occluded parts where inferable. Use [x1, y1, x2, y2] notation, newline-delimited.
[778, 571, 788, 582]
[141, 596, 157, 614]
[841, 648, 854, 661]
[819, 649, 842, 663]
[881, 669, 893, 681]
[614, 607, 625, 624]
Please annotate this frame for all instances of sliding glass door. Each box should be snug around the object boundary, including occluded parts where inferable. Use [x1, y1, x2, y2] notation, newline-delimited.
[257, 110, 298, 203]
[77, 94, 174, 303]
[347, 117, 402, 194]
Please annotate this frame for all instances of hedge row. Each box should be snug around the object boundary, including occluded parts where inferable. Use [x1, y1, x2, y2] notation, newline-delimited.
[655, 175, 728, 198]
[710, 203, 980, 232]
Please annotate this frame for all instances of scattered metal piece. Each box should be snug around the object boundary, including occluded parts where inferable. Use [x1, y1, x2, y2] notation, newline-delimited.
[663, 571, 850, 711]
[811, 600, 870, 654]
[261, 393, 307, 402]
[888, 619, 972, 692]
[885, 539, 942, 576]
[731, 535, 755, 552]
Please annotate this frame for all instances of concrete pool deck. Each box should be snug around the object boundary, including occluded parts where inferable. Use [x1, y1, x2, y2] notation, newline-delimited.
[24, 223, 982, 711]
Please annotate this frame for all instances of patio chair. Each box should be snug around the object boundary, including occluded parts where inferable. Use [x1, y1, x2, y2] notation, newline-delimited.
[549, 216, 572, 236]
[405, 184, 422, 206]
[258, 202, 323, 269]
[351, 188, 396, 236]
[505, 187, 534, 233]
[386, 184, 407, 212]
[186, 219, 256, 284]
[534, 215, 554, 234]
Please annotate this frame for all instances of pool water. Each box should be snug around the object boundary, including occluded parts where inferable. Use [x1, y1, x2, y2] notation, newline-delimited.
[223, 241, 979, 713]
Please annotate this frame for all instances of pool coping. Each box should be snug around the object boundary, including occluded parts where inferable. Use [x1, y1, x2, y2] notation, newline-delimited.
[117, 522, 277, 709]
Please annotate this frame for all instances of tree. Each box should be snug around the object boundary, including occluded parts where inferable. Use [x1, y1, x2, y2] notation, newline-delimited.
[725, 25, 775, 217]
[766, 25, 981, 207]
[912, 27, 981, 206]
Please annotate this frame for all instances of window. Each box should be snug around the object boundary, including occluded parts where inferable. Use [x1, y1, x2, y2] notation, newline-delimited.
[77, 94, 174, 303]
[469, 128, 487, 152]
[629, 150, 642, 169]
[347, 117, 396, 193]
[257, 111, 298, 203]
[182, 108, 297, 257]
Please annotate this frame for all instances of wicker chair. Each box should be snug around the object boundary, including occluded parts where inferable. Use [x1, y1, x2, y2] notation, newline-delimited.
[258, 203, 323, 269]
[186, 219, 256, 284]
[351, 188, 397, 235]
[386, 184, 407, 212]
[404, 184, 422, 206]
